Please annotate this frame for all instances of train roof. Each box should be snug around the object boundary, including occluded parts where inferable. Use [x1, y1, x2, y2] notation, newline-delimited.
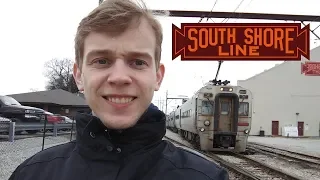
[192, 83, 251, 98]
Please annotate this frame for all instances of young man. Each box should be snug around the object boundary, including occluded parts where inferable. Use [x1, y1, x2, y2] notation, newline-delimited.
[9, 0, 229, 179]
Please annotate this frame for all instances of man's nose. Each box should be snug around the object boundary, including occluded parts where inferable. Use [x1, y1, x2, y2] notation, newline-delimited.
[107, 60, 132, 85]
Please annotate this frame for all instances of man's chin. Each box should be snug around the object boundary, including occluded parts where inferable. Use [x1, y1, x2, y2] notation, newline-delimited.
[99, 115, 139, 130]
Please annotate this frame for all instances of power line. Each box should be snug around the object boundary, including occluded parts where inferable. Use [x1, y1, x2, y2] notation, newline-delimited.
[214, 0, 247, 82]
[233, 0, 254, 22]
[221, 0, 246, 23]
[153, 9, 320, 22]
[206, 0, 219, 23]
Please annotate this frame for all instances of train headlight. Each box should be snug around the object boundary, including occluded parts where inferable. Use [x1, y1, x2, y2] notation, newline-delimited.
[244, 129, 249, 134]
[200, 128, 205, 132]
[204, 120, 210, 126]
[220, 87, 233, 92]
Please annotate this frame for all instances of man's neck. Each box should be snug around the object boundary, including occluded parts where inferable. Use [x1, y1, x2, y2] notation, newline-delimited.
[91, 111, 97, 117]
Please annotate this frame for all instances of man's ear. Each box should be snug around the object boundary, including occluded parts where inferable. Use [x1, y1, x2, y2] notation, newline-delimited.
[73, 63, 84, 91]
[155, 63, 165, 91]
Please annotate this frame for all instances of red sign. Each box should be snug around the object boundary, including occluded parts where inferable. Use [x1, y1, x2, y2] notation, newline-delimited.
[301, 62, 320, 76]
[172, 23, 310, 61]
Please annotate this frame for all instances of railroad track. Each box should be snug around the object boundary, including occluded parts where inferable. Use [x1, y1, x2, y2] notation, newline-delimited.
[246, 143, 320, 179]
[248, 142, 320, 166]
[163, 135, 304, 180]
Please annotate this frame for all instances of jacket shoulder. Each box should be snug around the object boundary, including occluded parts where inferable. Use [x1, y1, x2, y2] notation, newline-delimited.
[24, 141, 76, 166]
[161, 141, 229, 180]
[9, 141, 76, 179]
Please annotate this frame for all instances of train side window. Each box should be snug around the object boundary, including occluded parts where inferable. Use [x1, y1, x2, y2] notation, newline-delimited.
[220, 101, 229, 115]
[201, 101, 214, 115]
[239, 102, 249, 116]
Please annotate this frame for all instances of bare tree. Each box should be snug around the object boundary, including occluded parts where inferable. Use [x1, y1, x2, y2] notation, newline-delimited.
[44, 58, 79, 93]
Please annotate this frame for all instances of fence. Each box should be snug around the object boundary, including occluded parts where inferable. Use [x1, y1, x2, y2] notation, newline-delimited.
[0, 113, 78, 180]
[0, 113, 76, 152]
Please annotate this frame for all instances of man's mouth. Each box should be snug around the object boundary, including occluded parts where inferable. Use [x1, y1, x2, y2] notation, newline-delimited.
[103, 96, 137, 104]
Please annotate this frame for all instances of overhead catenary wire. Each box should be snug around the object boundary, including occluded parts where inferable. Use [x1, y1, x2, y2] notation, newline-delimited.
[200, 0, 224, 82]
[221, 0, 246, 23]
[206, 0, 219, 23]
[233, 0, 254, 22]
[213, 0, 253, 82]
[214, 0, 245, 82]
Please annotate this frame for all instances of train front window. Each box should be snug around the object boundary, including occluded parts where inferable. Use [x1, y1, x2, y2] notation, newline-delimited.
[201, 100, 214, 115]
[220, 101, 230, 115]
[239, 102, 249, 116]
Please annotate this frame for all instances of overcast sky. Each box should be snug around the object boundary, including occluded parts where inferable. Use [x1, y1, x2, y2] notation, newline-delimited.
[0, 0, 319, 112]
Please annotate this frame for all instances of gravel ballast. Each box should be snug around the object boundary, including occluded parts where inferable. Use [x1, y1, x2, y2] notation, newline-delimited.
[0, 135, 71, 180]
[248, 154, 320, 180]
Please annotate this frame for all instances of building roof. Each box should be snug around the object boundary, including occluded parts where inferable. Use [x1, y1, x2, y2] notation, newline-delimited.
[238, 45, 320, 83]
[74, 92, 85, 99]
[7, 89, 88, 106]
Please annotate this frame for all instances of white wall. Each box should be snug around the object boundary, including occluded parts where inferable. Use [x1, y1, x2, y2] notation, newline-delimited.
[238, 46, 320, 137]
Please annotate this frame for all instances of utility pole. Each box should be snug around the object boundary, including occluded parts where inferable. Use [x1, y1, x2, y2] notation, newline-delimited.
[165, 91, 189, 115]
[165, 90, 168, 115]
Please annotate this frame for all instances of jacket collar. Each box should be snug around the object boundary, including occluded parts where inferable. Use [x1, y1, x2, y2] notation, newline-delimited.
[74, 103, 166, 161]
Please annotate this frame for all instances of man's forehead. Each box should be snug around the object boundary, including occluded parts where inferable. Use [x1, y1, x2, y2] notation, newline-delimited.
[83, 29, 155, 60]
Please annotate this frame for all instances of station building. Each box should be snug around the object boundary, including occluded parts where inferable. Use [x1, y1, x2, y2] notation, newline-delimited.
[237, 46, 320, 137]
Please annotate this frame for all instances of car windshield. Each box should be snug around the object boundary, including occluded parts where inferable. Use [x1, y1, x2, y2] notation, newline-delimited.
[0, 96, 21, 106]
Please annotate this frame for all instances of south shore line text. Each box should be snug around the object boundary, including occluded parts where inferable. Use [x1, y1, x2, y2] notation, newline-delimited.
[187, 27, 296, 56]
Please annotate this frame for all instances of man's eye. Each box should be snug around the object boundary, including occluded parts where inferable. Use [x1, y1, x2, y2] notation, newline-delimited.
[92, 58, 111, 65]
[133, 59, 146, 66]
[97, 59, 107, 64]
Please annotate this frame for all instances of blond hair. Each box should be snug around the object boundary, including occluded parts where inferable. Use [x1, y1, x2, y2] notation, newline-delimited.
[74, 0, 168, 69]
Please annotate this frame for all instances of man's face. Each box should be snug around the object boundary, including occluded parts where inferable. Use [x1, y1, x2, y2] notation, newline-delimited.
[73, 18, 165, 129]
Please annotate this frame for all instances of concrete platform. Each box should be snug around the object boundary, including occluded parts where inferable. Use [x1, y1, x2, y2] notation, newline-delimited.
[248, 136, 320, 157]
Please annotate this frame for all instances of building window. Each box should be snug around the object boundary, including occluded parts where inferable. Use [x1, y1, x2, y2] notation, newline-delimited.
[239, 102, 249, 116]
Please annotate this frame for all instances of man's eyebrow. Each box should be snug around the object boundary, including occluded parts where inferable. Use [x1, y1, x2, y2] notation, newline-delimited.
[86, 49, 112, 59]
[126, 51, 153, 60]
[86, 49, 153, 60]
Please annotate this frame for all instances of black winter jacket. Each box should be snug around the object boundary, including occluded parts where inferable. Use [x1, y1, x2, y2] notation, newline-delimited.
[9, 104, 229, 180]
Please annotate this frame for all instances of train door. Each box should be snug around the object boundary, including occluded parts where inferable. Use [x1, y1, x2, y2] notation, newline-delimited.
[219, 98, 233, 131]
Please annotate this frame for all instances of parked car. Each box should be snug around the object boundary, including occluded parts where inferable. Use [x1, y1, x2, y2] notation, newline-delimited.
[0, 95, 44, 134]
[59, 116, 75, 131]
[61, 116, 75, 124]
[0, 95, 44, 123]
[41, 111, 64, 123]
[0, 116, 12, 134]
[0, 116, 12, 123]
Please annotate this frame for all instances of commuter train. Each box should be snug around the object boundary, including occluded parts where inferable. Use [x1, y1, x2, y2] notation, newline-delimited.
[166, 81, 252, 153]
